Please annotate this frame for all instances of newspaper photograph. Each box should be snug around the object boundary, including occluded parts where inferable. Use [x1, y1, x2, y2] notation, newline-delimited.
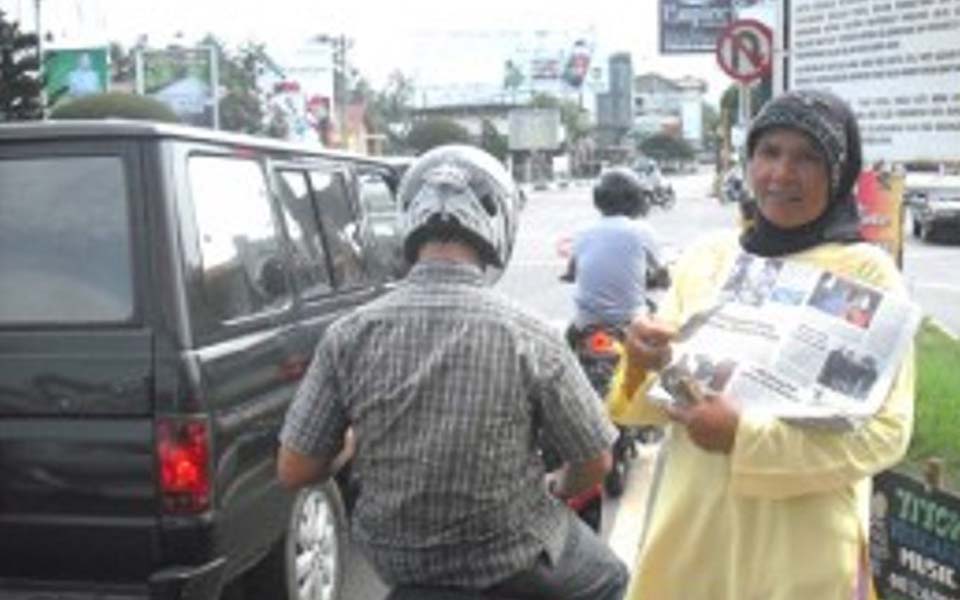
[650, 253, 923, 429]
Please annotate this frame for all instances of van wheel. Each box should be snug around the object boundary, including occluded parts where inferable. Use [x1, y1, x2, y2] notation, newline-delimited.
[246, 481, 347, 600]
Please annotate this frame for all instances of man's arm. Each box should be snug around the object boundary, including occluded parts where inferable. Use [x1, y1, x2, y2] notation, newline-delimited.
[550, 451, 612, 499]
[278, 429, 355, 490]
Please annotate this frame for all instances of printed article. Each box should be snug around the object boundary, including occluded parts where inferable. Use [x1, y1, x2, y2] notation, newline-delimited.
[651, 253, 923, 429]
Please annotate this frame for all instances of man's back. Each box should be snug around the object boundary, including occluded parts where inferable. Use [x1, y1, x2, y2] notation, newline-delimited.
[573, 215, 660, 327]
[300, 260, 613, 587]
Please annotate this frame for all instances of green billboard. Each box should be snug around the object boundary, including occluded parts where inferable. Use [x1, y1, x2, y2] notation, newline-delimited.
[44, 47, 109, 106]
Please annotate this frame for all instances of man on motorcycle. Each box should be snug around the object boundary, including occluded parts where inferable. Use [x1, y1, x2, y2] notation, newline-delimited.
[562, 166, 668, 495]
[565, 166, 667, 336]
[277, 146, 627, 600]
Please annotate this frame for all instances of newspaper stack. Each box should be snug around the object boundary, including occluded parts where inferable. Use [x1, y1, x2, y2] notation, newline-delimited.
[649, 252, 923, 430]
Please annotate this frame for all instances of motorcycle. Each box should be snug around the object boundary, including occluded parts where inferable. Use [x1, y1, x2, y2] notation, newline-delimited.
[558, 242, 671, 498]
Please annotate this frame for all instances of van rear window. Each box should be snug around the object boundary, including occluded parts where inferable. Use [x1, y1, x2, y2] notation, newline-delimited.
[0, 156, 133, 324]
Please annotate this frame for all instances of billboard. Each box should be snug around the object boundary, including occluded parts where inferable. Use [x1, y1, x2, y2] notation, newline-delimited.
[788, 0, 960, 163]
[135, 47, 218, 128]
[508, 108, 562, 151]
[43, 47, 109, 106]
[660, 0, 736, 54]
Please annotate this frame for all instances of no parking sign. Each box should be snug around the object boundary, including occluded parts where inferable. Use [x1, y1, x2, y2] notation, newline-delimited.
[715, 19, 773, 84]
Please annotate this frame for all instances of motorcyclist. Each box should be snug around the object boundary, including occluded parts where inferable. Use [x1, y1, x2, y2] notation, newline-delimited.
[278, 145, 627, 600]
[564, 166, 667, 338]
[562, 166, 668, 495]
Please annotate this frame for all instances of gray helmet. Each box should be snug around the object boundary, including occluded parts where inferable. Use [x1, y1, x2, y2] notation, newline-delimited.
[398, 145, 520, 270]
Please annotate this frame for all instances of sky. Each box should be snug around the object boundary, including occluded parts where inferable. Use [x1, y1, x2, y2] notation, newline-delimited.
[0, 0, 765, 106]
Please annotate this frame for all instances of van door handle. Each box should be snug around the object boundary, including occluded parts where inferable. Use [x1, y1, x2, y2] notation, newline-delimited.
[278, 355, 309, 381]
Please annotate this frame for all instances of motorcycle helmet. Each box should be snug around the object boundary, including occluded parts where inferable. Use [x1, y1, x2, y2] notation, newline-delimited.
[593, 167, 649, 217]
[398, 145, 520, 271]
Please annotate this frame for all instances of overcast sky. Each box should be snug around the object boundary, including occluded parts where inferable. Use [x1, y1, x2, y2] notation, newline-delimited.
[2, 0, 757, 104]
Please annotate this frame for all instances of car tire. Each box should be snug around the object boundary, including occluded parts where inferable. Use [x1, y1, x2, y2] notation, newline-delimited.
[246, 480, 348, 600]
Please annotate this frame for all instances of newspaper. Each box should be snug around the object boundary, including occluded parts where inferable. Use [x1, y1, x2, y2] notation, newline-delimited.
[649, 252, 923, 430]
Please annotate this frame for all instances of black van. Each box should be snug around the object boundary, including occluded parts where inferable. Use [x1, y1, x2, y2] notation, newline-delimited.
[0, 120, 406, 600]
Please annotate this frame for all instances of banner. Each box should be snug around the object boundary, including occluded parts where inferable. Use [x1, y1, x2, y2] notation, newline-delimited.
[857, 169, 906, 268]
[43, 47, 109, 106]
[136, 47, 218, 128]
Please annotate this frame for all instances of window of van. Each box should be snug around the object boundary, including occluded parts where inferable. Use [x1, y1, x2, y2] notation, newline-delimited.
[0, 156, 133, 324]
[188, 156, 291, 322]
[308, 171, 370, 290]
[276, 170, 335, 298]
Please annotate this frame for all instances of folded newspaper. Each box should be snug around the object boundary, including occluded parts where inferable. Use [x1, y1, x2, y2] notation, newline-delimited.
[649, 252, 923, 430]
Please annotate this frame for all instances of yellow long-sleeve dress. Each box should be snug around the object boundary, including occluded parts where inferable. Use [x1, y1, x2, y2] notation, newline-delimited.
[610, 231, 914, 600]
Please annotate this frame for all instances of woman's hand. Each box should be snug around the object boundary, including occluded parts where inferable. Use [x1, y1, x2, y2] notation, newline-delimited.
[665, 379, 741, 454]
[623, 315, 676, 372]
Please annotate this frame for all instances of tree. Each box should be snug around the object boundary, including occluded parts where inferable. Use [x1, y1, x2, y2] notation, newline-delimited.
[405, 118, 472, 154]
[701, 102, 720, 153]
[0, 11, 43, 121]
[480, 119, 508, 162]
[49, 91, 179, 122]
[639, 133, 695, 164]
[215, 39, 269, 135]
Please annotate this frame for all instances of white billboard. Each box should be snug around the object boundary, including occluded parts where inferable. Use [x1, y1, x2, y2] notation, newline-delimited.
[508, 108, 562, 151]
[788, 0, 960, 163]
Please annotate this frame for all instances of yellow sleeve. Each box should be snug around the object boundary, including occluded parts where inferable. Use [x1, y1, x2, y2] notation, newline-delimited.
[730, 245, 915, 499]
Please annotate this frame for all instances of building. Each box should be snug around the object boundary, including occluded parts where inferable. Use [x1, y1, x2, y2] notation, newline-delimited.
[633, 72, 707, 150]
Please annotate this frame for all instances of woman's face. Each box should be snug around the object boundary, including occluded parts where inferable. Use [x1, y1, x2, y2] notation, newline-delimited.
[748, 127, 830, 229]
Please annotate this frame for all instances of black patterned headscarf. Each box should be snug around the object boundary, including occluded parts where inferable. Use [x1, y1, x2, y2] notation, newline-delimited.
[740, 89, 863, 257]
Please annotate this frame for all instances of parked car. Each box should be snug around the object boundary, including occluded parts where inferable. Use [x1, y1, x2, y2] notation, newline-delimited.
[0, 120, 406, 600]
[904, 170, 960, 242]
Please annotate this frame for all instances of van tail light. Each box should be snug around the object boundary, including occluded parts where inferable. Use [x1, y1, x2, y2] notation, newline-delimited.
[156, 417, 211, 514]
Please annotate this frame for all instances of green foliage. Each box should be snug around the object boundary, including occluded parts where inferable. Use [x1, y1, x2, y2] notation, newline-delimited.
[215, 40, 268, 135]
[359, 70, 416, 153]
[405, 118, 473, 154]
[639, 133, 695, 163]
[480, 119, 508, 162]
[50, 91, 179, 122]
[0, 11, 43, 121]
[903, 319, 960, 490]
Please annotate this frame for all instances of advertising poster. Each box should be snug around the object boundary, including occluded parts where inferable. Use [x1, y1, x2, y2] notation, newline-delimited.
[870, 470, 960, 600]
[136, 47, 218, 128]
[43, 47, 109, 106]
[660, 0, 736, 54]
[857, 169, 905, 268]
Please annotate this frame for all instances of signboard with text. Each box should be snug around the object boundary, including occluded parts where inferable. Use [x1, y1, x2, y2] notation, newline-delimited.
[870, 470, 960, 600]
[788, 0, 960, 163]
[660, 0, 736, 54]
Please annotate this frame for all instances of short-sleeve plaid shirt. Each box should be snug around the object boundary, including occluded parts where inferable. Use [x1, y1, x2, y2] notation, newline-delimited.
[280, 259, 617, 588]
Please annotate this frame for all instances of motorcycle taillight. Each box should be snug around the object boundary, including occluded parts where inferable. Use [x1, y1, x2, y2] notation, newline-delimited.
[587, 331, 618, 355]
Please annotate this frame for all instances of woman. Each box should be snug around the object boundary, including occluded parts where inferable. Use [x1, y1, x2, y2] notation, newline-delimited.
[611, 90, 914, 600]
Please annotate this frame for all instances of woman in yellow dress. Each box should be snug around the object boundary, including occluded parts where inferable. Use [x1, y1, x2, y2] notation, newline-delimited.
[612, 89, 914, 600]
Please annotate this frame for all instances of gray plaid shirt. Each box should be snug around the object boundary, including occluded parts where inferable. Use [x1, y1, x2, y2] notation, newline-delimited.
[280, 259, 617, 588]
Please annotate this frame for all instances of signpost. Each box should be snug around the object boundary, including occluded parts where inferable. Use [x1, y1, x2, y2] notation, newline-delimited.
[716, 19, 773, 159]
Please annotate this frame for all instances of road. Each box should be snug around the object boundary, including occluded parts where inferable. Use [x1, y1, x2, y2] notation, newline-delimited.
[339, 166, 960, 598]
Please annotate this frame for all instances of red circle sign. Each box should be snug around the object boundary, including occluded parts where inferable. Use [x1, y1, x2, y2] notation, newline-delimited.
[715, 19, 773, 83]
